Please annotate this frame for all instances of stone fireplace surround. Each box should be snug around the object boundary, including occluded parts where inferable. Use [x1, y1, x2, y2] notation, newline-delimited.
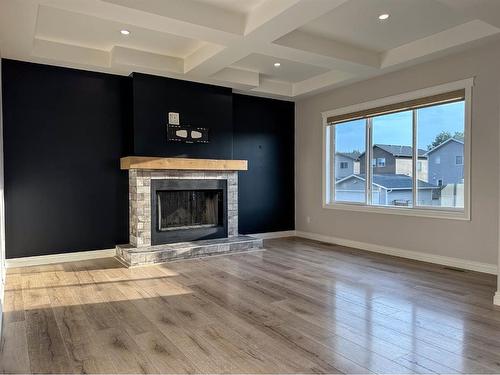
[129, 169, 237, 247]
[116, 157, 263, 267]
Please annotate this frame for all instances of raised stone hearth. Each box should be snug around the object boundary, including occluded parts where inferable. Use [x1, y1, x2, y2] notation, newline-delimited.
[116, 157, 263, 266]
[116, 235, 263, 266]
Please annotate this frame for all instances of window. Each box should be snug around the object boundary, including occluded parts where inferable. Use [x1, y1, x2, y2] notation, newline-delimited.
[339, 162, 348, 169]
[371, 111, 412, 207]
[332, 119, 365, 203]
[323, 79, 471, 220]
[417, 101, 465, 209]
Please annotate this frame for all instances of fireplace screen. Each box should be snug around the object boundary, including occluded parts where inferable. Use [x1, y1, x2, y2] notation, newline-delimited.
[157, 190, 223, 231]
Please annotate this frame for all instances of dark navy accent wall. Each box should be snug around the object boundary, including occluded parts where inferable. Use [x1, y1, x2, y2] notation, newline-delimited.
[1, 60, 295, 258]
[2, 60, 129, 258]
[233, 94, 295, 234]
[131, 73, 233, 159]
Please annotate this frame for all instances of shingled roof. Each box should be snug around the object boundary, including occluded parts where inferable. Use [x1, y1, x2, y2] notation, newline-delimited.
[335, 152, 360, 160]
[357, 144, 427, 158]
[424, 138, 464, 155]
[374, 144, 427, 157]
[336, 174, 437, 190]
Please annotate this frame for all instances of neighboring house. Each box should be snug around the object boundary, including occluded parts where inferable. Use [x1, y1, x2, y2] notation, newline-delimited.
[335, 174, 440, 206]
[425, 138, 464, 186]
[358, 144, 428, 181]
[335, 152, 360, 179]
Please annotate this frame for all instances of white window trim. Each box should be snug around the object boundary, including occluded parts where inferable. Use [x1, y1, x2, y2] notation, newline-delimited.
[322, 78, 473, 221]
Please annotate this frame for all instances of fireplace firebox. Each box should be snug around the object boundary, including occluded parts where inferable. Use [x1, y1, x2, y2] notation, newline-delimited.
[151, 179, 227, 245]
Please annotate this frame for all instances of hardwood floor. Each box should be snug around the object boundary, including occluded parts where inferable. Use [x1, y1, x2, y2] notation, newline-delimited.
[1, 237, 500, 374]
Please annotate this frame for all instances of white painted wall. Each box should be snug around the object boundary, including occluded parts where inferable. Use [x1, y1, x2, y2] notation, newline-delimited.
[497, 77, 500, 305]
[0, 55, 5, 334]
[296, 40, 500, 273]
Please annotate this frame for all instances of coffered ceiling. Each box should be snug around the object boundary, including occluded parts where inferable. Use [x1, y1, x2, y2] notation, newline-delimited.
[1, 0, 500, 99]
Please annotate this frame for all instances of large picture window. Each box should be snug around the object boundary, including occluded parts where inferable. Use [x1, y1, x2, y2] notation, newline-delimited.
[323, 80, 471, 220]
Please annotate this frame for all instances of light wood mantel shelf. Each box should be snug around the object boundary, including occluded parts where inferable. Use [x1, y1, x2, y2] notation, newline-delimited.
[120, 156, 248, 171]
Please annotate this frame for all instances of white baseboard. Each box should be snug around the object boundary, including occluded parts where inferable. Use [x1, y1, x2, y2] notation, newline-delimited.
[494, 292, 500, 306]
[5, 232, 497, 276]
[296, 231, 498, 275]
[250, 230, 297, 239]
[6, 248, 116, 268]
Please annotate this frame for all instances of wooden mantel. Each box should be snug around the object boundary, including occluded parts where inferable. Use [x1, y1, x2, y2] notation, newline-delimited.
[120, 156, 248, 171]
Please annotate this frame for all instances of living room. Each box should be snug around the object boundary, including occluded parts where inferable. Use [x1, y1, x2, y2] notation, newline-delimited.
[1, 0, 500, 373]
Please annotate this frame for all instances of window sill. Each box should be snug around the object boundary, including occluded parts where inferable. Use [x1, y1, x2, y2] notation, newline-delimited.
[323, 202, 470, 221]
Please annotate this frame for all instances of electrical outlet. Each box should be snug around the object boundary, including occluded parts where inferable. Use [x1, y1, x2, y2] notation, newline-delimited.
[168, 112, 180, 125]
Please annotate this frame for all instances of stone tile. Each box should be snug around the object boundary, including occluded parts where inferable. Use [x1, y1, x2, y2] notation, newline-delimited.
[117, 236, 263, 267]
[127, 169, 243, 252]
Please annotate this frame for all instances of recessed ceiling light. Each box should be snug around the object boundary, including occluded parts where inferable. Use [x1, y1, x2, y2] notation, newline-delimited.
[378, 13, 390, 20]
[120, 29, 130, 35]
[274, 62, 281, 67]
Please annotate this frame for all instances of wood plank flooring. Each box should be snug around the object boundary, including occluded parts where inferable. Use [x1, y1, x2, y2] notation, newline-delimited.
[1, 237, 500, 374]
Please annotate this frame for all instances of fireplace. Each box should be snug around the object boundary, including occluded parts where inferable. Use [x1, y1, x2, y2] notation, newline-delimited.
[151, 179, 227, 245]
[117, 158, 262, 267]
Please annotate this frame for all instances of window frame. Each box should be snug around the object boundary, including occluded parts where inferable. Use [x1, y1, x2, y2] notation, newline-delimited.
[322, 78, 472, 221]
[339, 161, 349, 169]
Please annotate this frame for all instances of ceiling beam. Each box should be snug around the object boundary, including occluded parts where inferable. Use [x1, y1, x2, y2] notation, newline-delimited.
[111, 46, 183, 73]
[33, 38, 109, 67]
[102, 0, 245, 35]
[211, 67, 260, 90]
[271, 30, 381, 73]
[250, 77, 293, 97]
[292, 70, 354, 97]
[186, 0, 351, 77]
[381, 20, 500, 68]
[40, 0, 241, 45]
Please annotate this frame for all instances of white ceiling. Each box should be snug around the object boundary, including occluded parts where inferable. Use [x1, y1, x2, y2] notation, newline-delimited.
[37, 6, 206, 58]
[194, 0, 266, 14]
[1, 0, 500, 99]
[300, 0, 470, 52]
[233, 53, 329, 83]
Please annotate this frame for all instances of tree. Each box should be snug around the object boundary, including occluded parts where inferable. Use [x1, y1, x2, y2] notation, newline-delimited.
[427, 131, 464, 150]
[350, 150, 362, 158]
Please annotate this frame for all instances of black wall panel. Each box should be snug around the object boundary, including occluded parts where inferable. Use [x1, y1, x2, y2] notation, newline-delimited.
[2, 60, 129, 258]
[132, 73, 233, 159]
[233, 94, 295, 234]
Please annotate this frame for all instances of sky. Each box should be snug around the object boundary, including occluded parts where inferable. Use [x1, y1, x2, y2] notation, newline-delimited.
[335, 101, 465, 153]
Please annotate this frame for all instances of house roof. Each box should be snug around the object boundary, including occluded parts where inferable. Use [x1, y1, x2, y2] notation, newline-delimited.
[374, 144, 427, 157]
[335, 152, 360, 161]
[425, 137, 464, 155]
[336, 174, 437, 190]
[358, 144, 426, 158]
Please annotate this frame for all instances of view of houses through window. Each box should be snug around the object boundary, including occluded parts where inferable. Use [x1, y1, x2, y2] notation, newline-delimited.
[332, 100, 465, 209]
[333, 119, 365, 203]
